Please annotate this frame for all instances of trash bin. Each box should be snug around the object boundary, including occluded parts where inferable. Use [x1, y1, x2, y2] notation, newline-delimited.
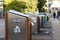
[39, 15, 48, 26]
[43, 15, 47, 25]
[30, 14, 53, 40]
[5, 10, 30, 40]
[30, 15, 37, 34]
[46, 16, 49, 22]
[30, 14, 45, 34]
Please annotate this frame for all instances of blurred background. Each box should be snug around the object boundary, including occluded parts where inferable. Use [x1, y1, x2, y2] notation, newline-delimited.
[0, 0, 60, 40]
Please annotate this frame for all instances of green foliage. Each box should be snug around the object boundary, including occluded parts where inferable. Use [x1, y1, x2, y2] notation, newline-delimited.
[4, 0, 47, 13]
[4, 0, 38, 13]
[24, 0, 38, 13]
[4, 1, 27, 12]
[37, 0, 47, 12]
[40, 8, 47, 12]
[3, 4, 7, 13]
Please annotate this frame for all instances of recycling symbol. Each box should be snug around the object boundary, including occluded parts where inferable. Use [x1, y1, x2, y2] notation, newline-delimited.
[13, 26, 21, 34]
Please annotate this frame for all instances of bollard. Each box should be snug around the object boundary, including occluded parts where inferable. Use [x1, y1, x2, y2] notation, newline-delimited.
[5, 10, 30, 40]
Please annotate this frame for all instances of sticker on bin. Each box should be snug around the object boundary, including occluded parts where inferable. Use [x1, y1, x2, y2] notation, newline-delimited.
[13, 26, 21, 34]
[12, 18, 21, 23]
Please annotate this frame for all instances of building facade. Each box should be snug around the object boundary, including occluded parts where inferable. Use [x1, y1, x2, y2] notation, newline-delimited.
[46, 0, 53, 13]
[48, 0, 60, 17]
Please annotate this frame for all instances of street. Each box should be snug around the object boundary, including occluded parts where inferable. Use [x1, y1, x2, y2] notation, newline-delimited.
[0, 18, 60, 40]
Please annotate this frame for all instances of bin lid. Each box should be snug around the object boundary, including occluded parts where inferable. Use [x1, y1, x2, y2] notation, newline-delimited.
[7, 10, 29, 18]
[33, 14, 46, 17]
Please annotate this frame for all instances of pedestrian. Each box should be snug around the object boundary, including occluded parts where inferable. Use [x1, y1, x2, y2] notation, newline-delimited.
[53, 12, 56, 19]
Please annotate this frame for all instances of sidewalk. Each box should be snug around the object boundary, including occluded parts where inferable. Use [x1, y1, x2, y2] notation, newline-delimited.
[50, 18, 60, 40]
[0, 19, 5, 40]
[0, 18, 60, 40]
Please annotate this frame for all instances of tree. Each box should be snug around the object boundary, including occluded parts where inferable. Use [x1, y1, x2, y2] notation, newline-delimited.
[4, 0, 38, 13]
[24, 0, 38, 13]
[4, 1, 27, 12]
[3, 0, 7, 13]
[37, 0, 47, 12]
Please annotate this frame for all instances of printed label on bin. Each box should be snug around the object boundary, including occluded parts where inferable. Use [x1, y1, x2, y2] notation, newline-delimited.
[12, 18, 21, 23]
[13, 26, 21, 34]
